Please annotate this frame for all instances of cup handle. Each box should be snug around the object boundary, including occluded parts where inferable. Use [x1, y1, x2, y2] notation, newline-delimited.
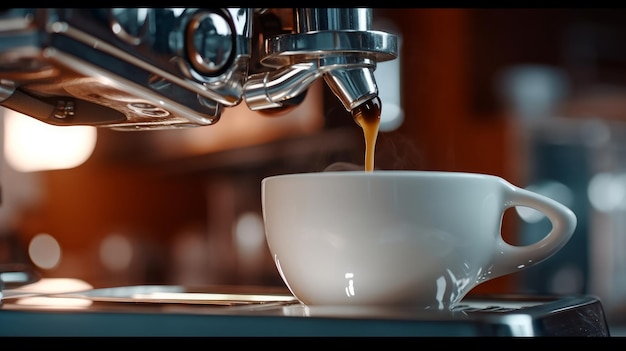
[489, 180, 577, 279]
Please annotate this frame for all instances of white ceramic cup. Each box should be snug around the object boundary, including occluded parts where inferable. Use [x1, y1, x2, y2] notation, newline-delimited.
[261, 171, 577, 311]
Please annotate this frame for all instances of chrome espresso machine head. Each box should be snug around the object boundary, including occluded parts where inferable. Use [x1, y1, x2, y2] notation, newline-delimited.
[0, 8, 398, 131]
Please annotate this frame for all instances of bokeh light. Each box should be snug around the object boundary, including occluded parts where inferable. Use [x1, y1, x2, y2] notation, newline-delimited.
[28, 233, 62, 270]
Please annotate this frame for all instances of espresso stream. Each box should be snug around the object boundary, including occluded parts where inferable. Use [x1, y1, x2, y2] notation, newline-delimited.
[352, 96, 382, 172]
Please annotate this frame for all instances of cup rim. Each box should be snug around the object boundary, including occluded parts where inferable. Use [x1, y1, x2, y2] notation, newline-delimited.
[262, 170, 503, 183]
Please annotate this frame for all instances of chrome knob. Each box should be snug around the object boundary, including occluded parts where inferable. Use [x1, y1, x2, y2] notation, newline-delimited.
[184, 9, 235, 76]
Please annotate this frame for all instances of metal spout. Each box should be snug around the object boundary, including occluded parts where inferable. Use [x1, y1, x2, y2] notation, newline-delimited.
[243, 62, 322, 110]
[244, 8, 397, 112]
[324, 66, 378, 111]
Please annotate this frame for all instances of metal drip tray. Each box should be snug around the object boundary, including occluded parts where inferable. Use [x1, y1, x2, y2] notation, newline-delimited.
[0, 284, 611, 336]
[56, 284, 300, 307]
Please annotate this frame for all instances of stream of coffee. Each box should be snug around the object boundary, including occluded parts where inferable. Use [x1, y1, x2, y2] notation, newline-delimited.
[352, 96, 382, 172]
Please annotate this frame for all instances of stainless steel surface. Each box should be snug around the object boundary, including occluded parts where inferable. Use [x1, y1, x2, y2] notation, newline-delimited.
[0, 283, 611, 336]
[0, 8, 397, 130]
[245, 8, 397, 112]
[0, 8, 248, 129]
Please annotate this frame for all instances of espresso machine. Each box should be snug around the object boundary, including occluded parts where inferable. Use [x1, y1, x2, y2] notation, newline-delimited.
[0, 8, 612, 336]
[0, 8, 395, 129]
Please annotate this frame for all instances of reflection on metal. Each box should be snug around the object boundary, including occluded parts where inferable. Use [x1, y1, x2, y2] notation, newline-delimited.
[0, 9, 397, 130]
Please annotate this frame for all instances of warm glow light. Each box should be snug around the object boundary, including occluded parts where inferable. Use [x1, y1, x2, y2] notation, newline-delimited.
[3, 109, 97, 172]
[2, 278, 94, 301]
[8, 278, 92, 309]
[131, 292, 297, 303]
[7, 278, 93, 309]
[99, 233, 133, 272]
[28, 233, 62, 270]
[15, 296, 93, 308]
[233, 212, 265, 253]
[12, 278, 93, 294]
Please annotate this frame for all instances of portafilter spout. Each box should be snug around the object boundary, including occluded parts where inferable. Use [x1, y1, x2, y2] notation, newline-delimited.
[243, 8, 398, 112]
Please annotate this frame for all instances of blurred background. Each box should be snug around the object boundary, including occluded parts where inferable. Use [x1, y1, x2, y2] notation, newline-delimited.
[3, 8, 626, 324]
